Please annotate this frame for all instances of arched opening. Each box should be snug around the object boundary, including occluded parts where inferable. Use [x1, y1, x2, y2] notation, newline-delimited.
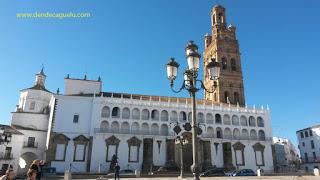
[131, 122, 139, 134]
[141, 109, 150, 120]
[224, 128, 232, 139]
[257, 117, 264, 127]
[223, 114, 231, 125]
[250, 129, 257, 140]
[100, 121, 109, 129]
[249, 116, 256, 127]
[19, 152, 38, 175]
[161, 110, 169, 121]
[233, 128, 240, 139]
[215, 114, 222, 124]
[179, 111, 187, 122]
[111, 121, 120, 132]
[151, 109, 159, 120]
[132, 108, 140, 120]
[122, 107, 130, 119]
[232, 115, 239, 125]
[151, 123, 159, 135]
[121, 122, 130, 133]
[197, 112, 204, 123]
[141, 123, 149, 134]
[111, 107, 120, 118]
[170, 111, 178, 122]
[241, 129, 249, 139]
[101, 106, 110, 118]
[240, 116, 247, 126]
[258, 130, 266, 140]
[160, 124, 169, 136]
[206, 113, 214, 124]
[207, 127, 214, 134]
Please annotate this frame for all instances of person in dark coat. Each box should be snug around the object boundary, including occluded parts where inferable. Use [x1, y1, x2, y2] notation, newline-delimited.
[29, 160, 40, 180]
[114, 163, 120, 180]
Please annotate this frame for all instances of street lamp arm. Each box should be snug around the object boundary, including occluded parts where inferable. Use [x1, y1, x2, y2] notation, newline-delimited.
[170, 80, 185, 93]
[198, 80, 218, 93]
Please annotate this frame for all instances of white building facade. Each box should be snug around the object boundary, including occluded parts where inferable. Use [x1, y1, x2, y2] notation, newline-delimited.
[44, 77, 274, 173]
[297, 125, 320, 172]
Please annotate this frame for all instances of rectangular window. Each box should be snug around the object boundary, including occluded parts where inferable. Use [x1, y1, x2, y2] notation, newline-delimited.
[311, 140, 315, 149]
[305, 131, 309, 137]
[313, 152, 316, 161]
[302, 142, 305, 147]
[300, 132, 304, 138]
[235, 150, 244, 165]
[4, 147, 12, 158]
[74, 144, 85, 161]
[310, 130, 313, 136]
[55, 144, 66, 161]
[129, 146, 139, 162]
[73, 114, 79, 123]
[106, 145, 117, 161]
[255, 151, 264, 166]
[27, 137, 35, 147]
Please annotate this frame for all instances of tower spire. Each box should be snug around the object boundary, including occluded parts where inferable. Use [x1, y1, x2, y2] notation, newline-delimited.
[35, 66, 46, 87]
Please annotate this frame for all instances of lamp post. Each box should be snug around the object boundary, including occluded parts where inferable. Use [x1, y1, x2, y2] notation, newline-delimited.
[166, 41, 220, 180]
[171, 122, 193, 178]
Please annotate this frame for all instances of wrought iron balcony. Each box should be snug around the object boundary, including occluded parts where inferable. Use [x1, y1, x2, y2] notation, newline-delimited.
[23, 141, 38, 148]
[0, 153, 13, 160]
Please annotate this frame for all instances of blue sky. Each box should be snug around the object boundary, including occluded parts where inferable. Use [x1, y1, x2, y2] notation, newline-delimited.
[0, 0, 319, 145]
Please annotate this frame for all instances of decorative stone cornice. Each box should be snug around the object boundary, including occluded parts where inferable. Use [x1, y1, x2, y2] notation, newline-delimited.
[232, 141, 245, 151]
[127, 136, 141, 147]
[105, 135, 120, 146]
[252, 142, 265, 151]
[73, 135, 89, 145]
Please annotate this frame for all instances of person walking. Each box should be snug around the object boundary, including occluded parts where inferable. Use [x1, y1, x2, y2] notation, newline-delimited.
[27, 169, 37, 180]
[114, 163, 120, 180]
[0, 169, 15, 180]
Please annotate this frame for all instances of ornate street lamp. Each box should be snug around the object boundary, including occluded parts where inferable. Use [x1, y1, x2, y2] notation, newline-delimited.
[166, 41, 220, 180]
[171, 122, 195, 179]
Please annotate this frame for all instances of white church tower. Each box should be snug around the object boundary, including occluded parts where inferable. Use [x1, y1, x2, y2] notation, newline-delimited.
[11, 68, 53, 174]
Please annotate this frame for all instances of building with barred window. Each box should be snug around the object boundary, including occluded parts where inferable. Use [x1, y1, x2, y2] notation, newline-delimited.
[3, 4, 274, 175]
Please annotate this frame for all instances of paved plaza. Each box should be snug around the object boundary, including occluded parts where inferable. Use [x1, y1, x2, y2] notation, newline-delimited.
[47, 177, 320, 180]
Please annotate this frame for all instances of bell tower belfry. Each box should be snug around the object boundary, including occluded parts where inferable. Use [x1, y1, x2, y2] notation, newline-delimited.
[203, 5, 245, 106]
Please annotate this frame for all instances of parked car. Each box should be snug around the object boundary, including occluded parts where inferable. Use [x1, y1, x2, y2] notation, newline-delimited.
[200, 168, 226, 177]
[229, 169, 256, 176]
[225, 170, 238, 176]
[156, 166, 179, 172]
